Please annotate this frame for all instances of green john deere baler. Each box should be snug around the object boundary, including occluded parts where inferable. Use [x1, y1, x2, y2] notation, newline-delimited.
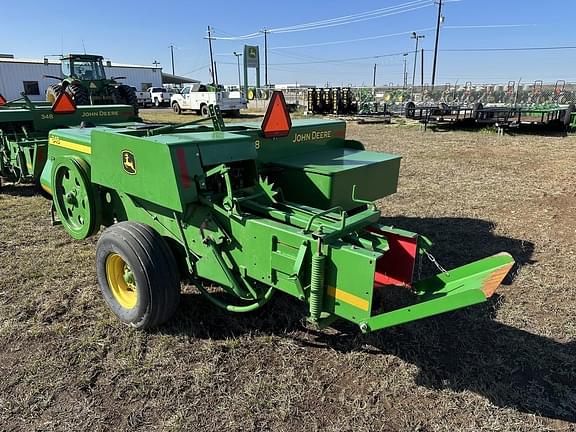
[39, 92, 514, 331]
[0, 93, 139, 191]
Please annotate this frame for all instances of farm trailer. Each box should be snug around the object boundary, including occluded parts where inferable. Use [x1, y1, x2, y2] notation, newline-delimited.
[38, 92, 514, 332]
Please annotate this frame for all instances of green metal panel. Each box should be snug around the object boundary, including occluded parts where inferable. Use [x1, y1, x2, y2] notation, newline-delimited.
[90, 130, 193, 212]
[0, 105, 137, 132]
[270, 147, 401, 210]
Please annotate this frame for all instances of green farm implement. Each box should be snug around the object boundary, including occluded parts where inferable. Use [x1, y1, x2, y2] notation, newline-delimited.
[0, 93, 139, 191]
[36, 92, 514, 332]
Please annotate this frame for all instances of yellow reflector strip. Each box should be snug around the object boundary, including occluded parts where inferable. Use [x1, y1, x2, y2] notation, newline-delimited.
[481, 263, 514, 298]
[327, 286, 369, 311]
[48, 137, 91, 154]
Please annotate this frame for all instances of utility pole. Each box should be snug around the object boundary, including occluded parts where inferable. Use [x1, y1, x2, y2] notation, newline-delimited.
[207, 26, 215, 84]
[431, 0, 443, 90]
[421, 48, 424, 88]
[402, 53, 408, 89]
[373, 63, 377, 87]
[233, 51, 242, 92]
[214, 62, 219, 87]
[263, 29, 269, 87]
[169, 45, 175, 75]
[152, 60, 160, 68]
[410, 32, 425, 96]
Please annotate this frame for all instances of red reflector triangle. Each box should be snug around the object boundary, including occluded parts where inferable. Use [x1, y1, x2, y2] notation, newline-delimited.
[0, 94, 6, 105]
[52, 91, 77, 114]
[261, 91, 292, 138]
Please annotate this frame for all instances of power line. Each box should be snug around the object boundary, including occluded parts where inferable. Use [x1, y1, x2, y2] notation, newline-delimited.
[262, 45, 576, 67]
[270, 24, 531, 50]
[272, 3, 433, 34]
[209, 0, 433, 40]
[272, 0, 431, 31]
[438, 45, 576, 52]
[270, 28, 435, 50]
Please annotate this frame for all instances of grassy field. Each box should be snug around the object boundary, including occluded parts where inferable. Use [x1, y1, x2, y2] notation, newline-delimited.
[1, 109, 575, 431]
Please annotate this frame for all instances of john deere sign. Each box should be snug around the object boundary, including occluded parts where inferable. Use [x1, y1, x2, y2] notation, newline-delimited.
[244, 45, 260, 68]
[243, 45, 261, 94]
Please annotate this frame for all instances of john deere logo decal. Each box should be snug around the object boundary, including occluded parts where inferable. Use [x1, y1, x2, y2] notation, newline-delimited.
[122, 150, 136, 175]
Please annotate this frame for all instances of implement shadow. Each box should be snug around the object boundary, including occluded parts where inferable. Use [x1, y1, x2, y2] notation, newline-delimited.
[0, 183, 37, 197]
[159, 216, 576, 421]
[307, 307, 576, 423]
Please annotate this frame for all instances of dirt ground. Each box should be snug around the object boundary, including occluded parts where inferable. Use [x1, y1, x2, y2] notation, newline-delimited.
[1, 110, 575, 431]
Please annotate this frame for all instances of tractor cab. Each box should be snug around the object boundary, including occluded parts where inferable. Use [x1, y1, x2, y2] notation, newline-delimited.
[45, 54, 139, 115]
[61, 54, 107, 82]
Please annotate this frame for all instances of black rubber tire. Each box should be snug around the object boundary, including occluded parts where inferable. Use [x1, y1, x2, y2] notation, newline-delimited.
[96, 221, 181, 329]
[563, 103, 575, 127]
[200, 104, 209, 117]
[172, 102, 182, 115]
[116, 84, 139, 116]
[404, 101, 416, 118]
[46, 84, 62, 103]
[66, 83, 90, 105]
[34, 178, 52, 200]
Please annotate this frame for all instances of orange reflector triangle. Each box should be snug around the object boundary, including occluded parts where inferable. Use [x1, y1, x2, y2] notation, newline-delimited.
[0, 94, 6, 106]
[52, 91, 77, 114]
[261, 91, 291, 138]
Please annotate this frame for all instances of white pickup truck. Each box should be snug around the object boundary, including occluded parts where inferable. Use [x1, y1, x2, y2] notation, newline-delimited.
[147, 87, 172, 107]
[170, 84, 247, 116]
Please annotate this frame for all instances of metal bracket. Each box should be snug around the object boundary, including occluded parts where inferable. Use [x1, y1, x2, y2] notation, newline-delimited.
[351, 184, 377, 210]
[50, 202, 61, 226]
[209, 104, 226, 131]
[287, 241, 309, 300]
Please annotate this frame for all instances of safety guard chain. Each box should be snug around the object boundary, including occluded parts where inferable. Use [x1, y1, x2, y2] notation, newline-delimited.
[423, 249, 450, 277]
[417, 249, 451, 281]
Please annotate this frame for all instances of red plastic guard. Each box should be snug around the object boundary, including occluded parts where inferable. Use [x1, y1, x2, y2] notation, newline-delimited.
[372, 231, 418, 288]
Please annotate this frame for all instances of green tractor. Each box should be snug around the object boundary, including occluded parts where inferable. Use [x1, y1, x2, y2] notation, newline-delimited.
[45, 54, 139, 114]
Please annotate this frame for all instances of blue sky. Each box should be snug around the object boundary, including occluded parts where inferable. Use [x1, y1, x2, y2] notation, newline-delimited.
[2, 0, 575, 86]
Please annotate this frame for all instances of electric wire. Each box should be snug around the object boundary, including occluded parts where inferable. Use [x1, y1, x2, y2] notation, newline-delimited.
[208, 0, 433, 40]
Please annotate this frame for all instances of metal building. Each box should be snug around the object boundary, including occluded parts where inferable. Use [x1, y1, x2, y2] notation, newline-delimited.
[0, 55, 163, 101]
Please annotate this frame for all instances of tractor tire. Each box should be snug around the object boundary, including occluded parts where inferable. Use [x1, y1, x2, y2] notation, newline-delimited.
[563, 103, 575, 127]
[200, 104, 209, 118]
[116, 84, 139, 116]
[172, 102, 182, 115]
[96, 221, 181, 329]
[404, 101, 416, 118]
[66, 83, 90, 106]
[46, 84, 62, 103]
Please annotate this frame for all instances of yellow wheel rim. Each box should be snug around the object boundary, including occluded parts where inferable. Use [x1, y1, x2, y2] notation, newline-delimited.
[47, 93, 56, 103]
[106, 253, 137, 309]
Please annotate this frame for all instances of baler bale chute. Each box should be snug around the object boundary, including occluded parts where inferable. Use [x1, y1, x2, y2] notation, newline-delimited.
[40, 91, 514, 332]
[0, 92, 139, 192]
